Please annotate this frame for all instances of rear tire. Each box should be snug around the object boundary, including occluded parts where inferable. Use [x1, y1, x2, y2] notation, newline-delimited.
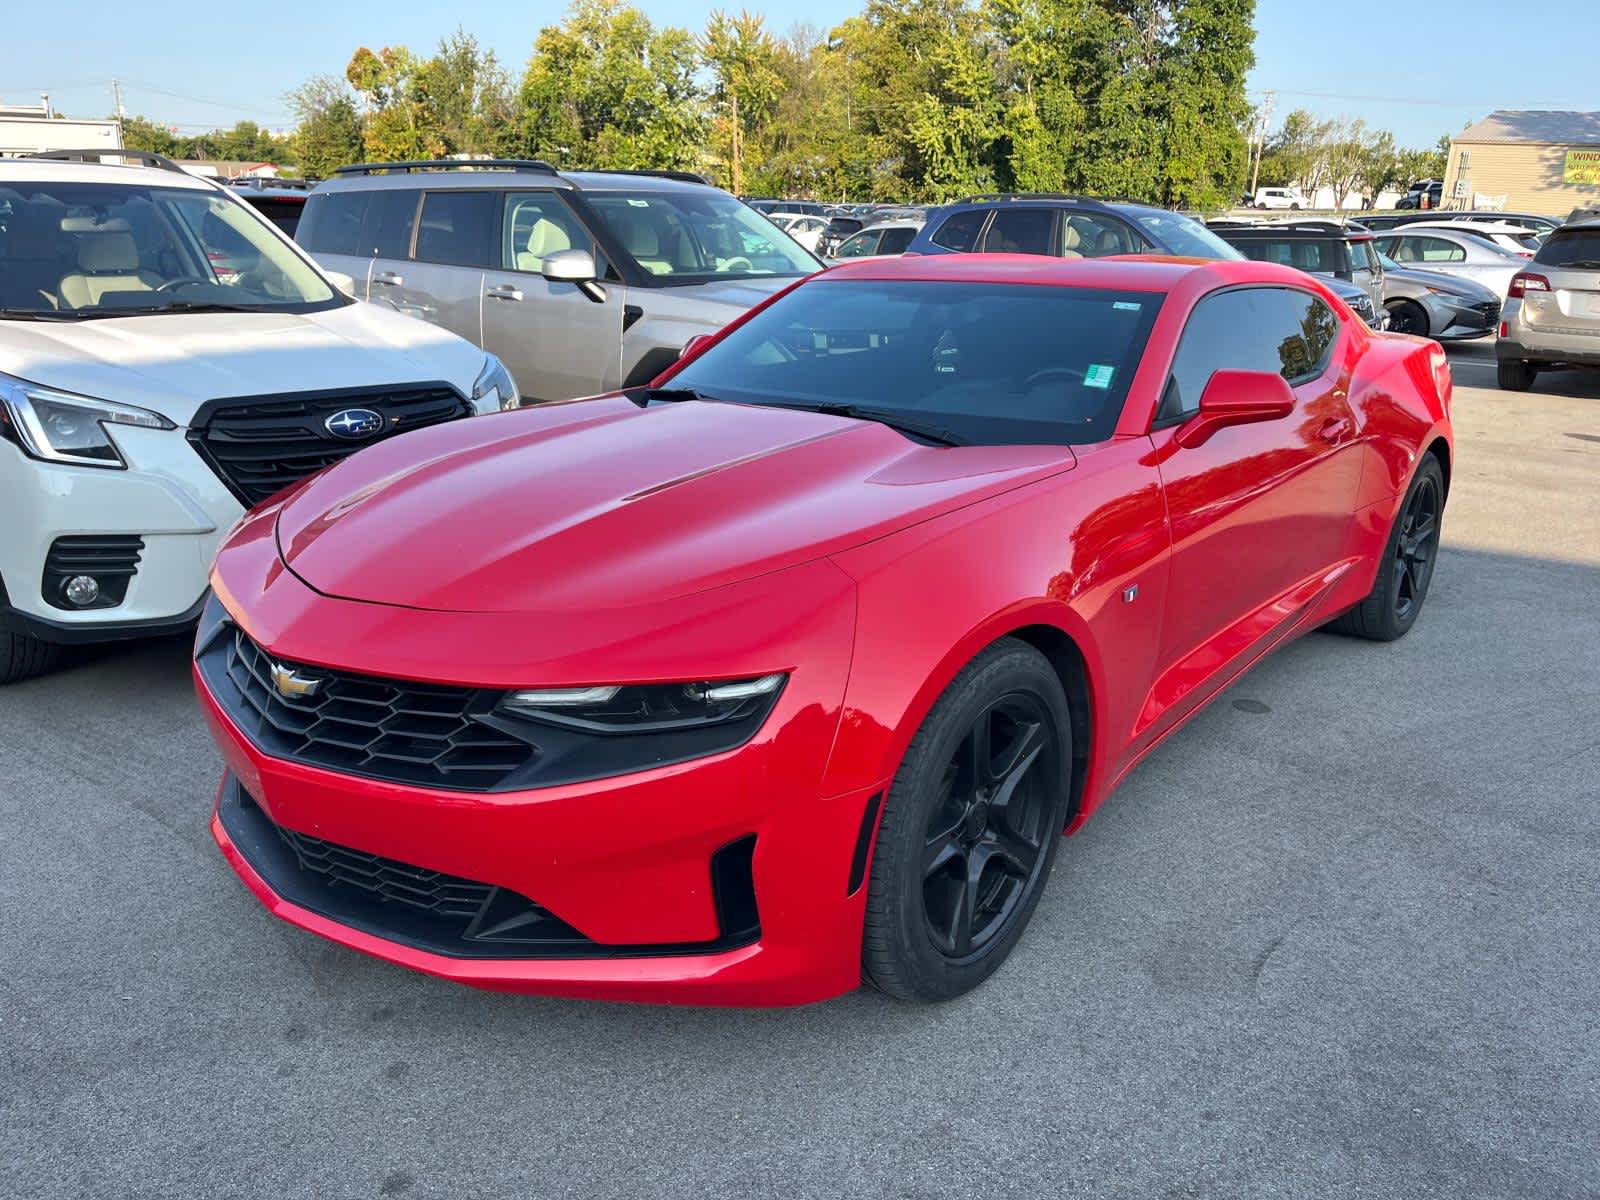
[1327, 454, 1444, 642]
[0, 631, 61, 684]
[1497, 358, 1537, 391]
[862, 639, 1073, 1003]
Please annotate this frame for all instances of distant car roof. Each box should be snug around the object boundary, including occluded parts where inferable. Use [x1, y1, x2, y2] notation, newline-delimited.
[1396, 220, 1537, 235]
[1219, 221, 1374, 241]
[311, 161, 719, 195]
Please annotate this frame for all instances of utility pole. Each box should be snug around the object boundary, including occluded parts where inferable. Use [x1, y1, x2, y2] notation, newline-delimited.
[1249, 89, 1275, 199]
[112, 78, 125, 121]
[730, 91, 742, 197]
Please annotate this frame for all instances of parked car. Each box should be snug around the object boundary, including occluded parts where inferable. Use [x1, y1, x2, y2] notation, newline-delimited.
[1213, 220, 1386, 319]
[1396, 220, 1540, 257]
[766, 211, 829, 253]
[1496, 216, 1600, 390]
[197, 252, 1453, 1006]
[747, 198, 826, 217]
[0, 151, 510, 684]
[817, 215, 865, 256]
[227, 176, 314, 238]
[1252, 186, 1309, 210]
[1375, 249, 1501, 340]
[828, 219, 924, 262]
[297, 160, 822, 404]
[1360, 210, 1562, 239]
[1396, 180, 1443, 210]
[1371, 227, 1527, 298]
[906, 194, 1245, 262]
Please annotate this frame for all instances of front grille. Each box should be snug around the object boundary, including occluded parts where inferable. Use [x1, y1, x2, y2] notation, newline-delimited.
[203, 624, 536, 791]
[42, 534, 143, 610]
[216, 780, 763, 961]
[187, 383, 470, 507]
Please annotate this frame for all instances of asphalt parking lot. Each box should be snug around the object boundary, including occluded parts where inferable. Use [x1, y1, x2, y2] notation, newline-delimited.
[3, 340, 1597, 1200]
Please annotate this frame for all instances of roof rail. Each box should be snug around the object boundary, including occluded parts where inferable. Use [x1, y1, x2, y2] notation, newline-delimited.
[332, 159, 559, 176]
[229, 176, 315, 190]
[956, 192, 1112, 205]
[583, 168, 712, 186]
[24, 148, 187, 174]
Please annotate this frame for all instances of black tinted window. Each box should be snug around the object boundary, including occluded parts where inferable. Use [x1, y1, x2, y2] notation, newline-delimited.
[981, 209, 1055, 255]
[296, 189, 416, 258]
[1534, 229, 1600, 267]
[878, 227, 916, 254]
[1160, 287, 1339, 421]
[414, 191, 496, 267]
[668, 280, 1164, 446]
[930, 209, 985, 251]
[1231, 237, 1342, 274]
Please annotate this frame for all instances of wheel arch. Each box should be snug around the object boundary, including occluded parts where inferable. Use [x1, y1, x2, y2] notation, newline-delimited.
[1006, 623, 1093, 829]
[1425, 434, 1451, 500]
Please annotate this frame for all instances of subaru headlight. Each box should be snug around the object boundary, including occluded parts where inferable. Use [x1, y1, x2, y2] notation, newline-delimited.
[0, 373, 174, 469]
[500, 675, 786, 734]
[473, 353, 520, 412]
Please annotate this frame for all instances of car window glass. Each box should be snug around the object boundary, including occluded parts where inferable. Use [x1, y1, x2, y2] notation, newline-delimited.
[1534, 229, 1600, 267]
[930, 209, 985, 251]
[980, 209, 1054, 255]
[1160, 287, 1338, 422]
[669, 280, 1164, 446]
[1234, 238, 1340, 274]
[296, 189, 415, 258]
[414, 191, 496, 268]
[501, 192, 593, 272]
[1063, 214, 1149, 258]
[586, 191, 816, 279]
[878, 227, 916, 255]
[835, 230, 881, 258]
[1416, 237, 1465, 263]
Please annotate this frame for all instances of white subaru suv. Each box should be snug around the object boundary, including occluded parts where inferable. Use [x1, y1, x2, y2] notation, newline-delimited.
[0, 153, 516, 683]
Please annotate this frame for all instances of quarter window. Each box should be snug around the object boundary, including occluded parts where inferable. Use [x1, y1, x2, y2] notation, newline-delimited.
[877, 227, 916, 255]
[1159, 287, 1339, 423]
[296, 189, 417, 259]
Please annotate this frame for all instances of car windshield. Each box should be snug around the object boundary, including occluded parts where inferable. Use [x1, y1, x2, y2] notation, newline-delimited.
[0, 181, 337, 319]
[664, 279, 1163, 446]
[584, 190, 819, 282]
[1534, 229, 1600, 268]
[1123, 210, 1243, 260]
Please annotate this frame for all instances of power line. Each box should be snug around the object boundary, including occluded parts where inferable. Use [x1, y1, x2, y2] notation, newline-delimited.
[1252, 86, 1585, 110]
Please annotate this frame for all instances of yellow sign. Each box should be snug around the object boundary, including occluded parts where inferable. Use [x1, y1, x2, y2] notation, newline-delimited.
[1564, 148, 1600, 186]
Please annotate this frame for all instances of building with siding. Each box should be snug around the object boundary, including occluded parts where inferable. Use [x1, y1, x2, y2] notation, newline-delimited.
[1443, 111, 1600, 217]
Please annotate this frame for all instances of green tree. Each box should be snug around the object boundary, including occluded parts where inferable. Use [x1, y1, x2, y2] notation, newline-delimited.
[119, 114, 182, 157]
[287, 76, 365, 177]
[702, 9, 786, 191]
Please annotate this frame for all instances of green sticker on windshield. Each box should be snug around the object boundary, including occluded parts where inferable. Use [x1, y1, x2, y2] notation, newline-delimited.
[1084, 364, 1116, 389]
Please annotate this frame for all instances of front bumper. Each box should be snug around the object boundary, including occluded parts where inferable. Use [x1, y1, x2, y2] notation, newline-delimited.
[1430, 295, 1500, 341]
[0, 429, 241, 642]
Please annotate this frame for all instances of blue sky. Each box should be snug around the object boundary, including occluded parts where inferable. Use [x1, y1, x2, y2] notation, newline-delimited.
[5, 0, 1596, 148]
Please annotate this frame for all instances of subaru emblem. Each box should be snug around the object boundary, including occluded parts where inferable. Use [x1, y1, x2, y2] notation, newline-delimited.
[324, 408, 385, 440]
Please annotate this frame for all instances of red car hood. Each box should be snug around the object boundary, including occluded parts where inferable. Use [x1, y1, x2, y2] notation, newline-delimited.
[275, 397, 1075, 613]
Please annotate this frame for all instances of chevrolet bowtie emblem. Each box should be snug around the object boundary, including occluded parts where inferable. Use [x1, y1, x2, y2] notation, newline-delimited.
[269, 661, 323, 701]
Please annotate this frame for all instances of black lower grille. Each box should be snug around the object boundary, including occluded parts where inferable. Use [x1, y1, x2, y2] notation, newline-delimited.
[187, 383, 470, 507]
[217, 780, 762, 960]
[42, 535, 143, 610]
[198, 622, 536, 791]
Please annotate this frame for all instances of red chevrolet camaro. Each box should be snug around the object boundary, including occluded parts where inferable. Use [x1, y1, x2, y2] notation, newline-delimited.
[196, 254, 1452, 1006]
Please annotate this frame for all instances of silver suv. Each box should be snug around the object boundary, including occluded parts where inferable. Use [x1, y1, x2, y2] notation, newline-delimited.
[1497, 217, 1600, 391]
[296, 160, 821, 403]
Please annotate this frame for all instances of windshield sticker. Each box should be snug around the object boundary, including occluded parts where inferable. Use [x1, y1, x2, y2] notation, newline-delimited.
[1113, 301, 1142, 312]
[627, 199, 650, 207]
[1084, 364, 1116, 389]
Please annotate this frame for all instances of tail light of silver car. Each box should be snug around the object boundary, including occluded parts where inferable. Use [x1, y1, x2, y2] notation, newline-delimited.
[1508, 273, 1550, 299]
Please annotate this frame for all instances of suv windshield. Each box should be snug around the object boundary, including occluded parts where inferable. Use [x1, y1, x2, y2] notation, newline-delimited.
[0, 181, 337, 319]
[585, 190, 819, 282]
[1533, 229, 1600, 267]
[1121, 210, 1242, 260]
[665, 279, 1163, 445]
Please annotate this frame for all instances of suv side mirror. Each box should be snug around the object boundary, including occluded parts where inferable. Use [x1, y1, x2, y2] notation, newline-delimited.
[1176, 370, 1295, 449]
[541, 249, 606, 303]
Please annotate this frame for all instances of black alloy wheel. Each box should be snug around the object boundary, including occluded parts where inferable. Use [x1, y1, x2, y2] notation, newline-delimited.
[921, 693, 1057, 959]
[1385, 299, 1429, 337]
[861, 638, 1073, 1002]
[1392, 468, 1441, 624]
[1327, 453, 1446, 641]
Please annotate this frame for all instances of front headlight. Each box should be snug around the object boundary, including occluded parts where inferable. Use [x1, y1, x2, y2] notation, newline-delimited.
[473, 353, 520, 412]
[0, 373, 174, 469]
[500, 674, 787, 733]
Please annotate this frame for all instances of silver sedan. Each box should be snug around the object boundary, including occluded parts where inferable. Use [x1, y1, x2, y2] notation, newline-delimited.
[1377, 250, 1501, 340]
[1373, 228, 1528, 298]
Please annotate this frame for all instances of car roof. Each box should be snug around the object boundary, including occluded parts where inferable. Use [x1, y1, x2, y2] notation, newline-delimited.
[819, 252, 1300, 293]
[1220, 221, 1373, 242]
[0, 157, 217, 191]
[1399, 219, 1535, 234]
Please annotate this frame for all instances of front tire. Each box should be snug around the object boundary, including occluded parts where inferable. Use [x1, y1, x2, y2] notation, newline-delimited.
[1386, 299, 1430, 337]
[1497, 358, 1537, 391]
[862, 639, 1073, 1002]
[1328, 454, 1444, 641]
[0, 630, 61, 684]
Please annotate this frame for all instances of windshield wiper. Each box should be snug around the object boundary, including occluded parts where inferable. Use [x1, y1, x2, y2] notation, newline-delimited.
[0, 308, 81, 322]
[801, 402, 964, 447]
[1558, 259, 1600, 269]
[635, 386, 727, 406]
[117, 301, 275, 316]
